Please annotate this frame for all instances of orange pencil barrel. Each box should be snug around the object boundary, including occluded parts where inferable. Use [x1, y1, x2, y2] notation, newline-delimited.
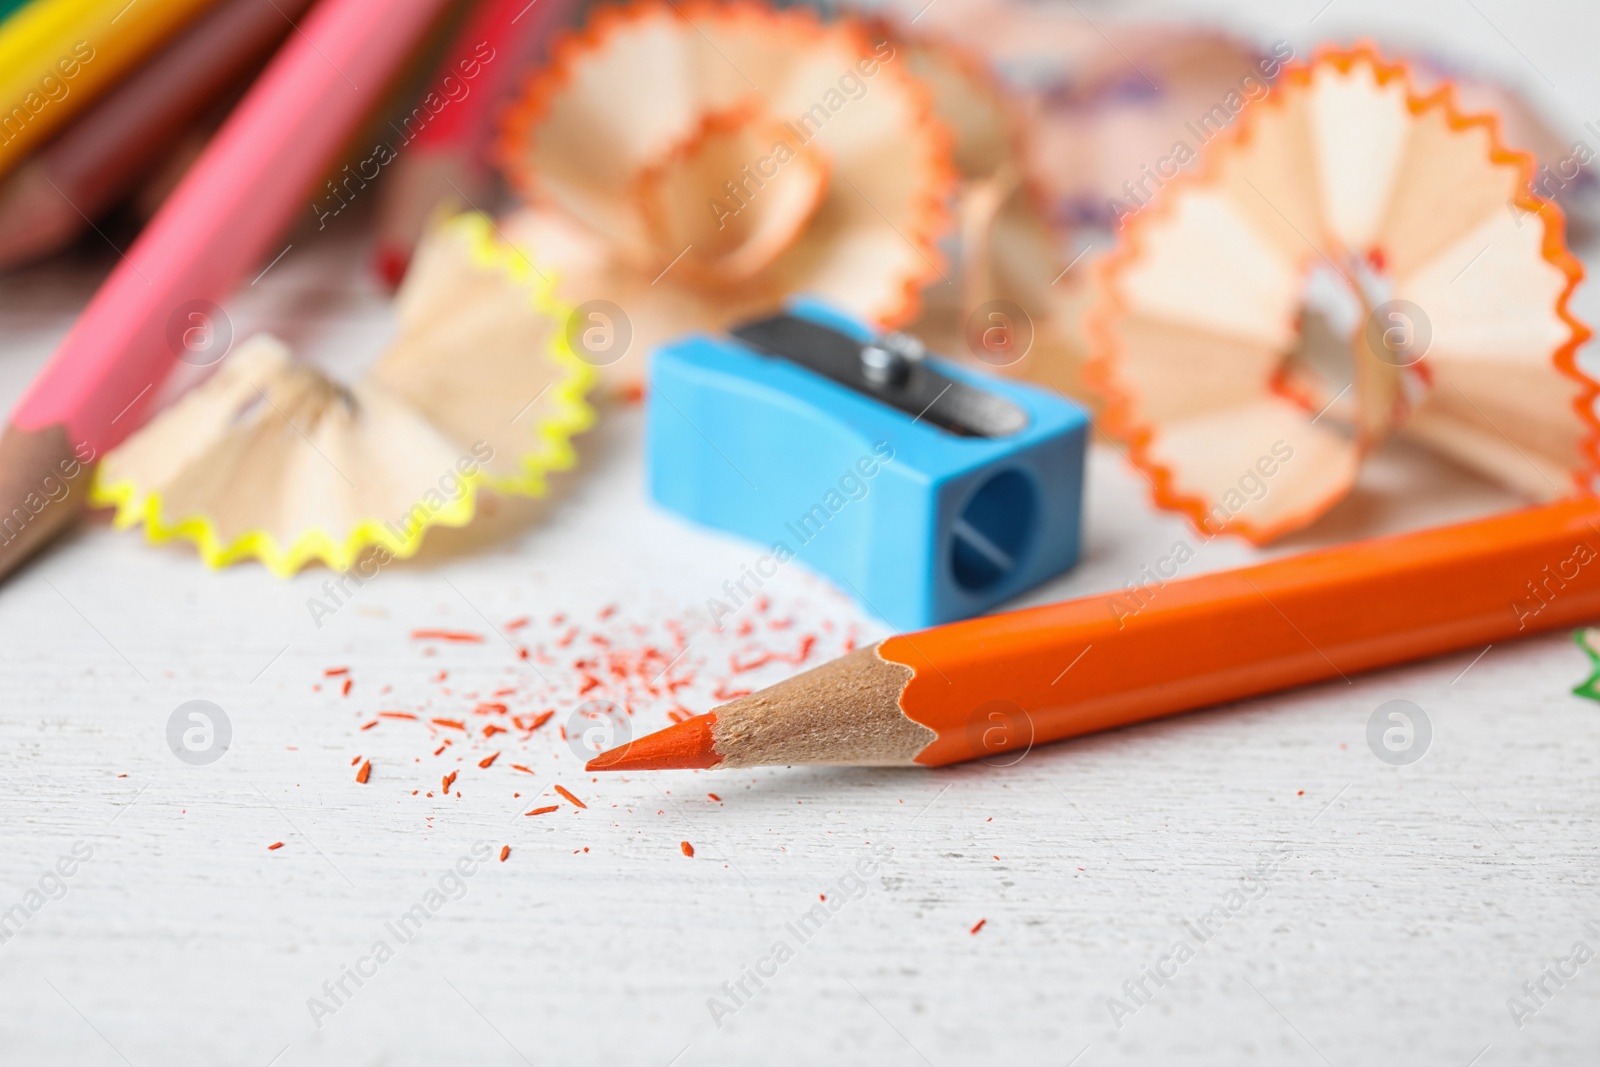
[885, 498, 1600, 766]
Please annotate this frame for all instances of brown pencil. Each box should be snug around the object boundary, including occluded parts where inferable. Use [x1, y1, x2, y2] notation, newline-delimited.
[589, 497, 1600, 771]
[0, 0, 312, 272]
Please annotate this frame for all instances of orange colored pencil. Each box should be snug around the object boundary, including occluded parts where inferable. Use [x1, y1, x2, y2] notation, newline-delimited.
[591, 497, 1600, 770]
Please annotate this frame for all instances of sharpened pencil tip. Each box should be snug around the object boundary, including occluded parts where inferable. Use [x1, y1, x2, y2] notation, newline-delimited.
[587, 712, 722, 771]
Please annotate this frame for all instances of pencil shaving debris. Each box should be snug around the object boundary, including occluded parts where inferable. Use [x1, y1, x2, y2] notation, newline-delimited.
[970, 919, 986, 935]
[525, 805, 559, 816]
[680, 841, 695, 857]
[355, 760, 371, 784]
[499, 845, 510, 862]
[411, 629, 485, 643]
[346, 597, 861, 811]
[267, 841, 284, 851]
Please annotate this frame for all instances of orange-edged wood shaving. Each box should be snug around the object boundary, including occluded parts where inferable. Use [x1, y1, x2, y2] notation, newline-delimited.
[510, 764, 535, 775]
[970, 918, 986, 935]
[268, 841, 284, 850]
[553, 784, 585, 809]
[499, 845, 511, 861]
[442, 771, 457, 792]
[478, 752, 500, 769]
[355, 760, 371, 784]
[680, 841, 694, 857]
[524, 805, 559, 816]
[431, 718, 466, 731]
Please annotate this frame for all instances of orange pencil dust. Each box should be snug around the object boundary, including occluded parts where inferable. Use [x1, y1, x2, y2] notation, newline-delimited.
[332, 595, 860, 811]
[411, 630, 486, 643]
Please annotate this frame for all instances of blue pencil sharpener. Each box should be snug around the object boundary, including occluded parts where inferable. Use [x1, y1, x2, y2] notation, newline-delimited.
[646, 300, 1088, 630]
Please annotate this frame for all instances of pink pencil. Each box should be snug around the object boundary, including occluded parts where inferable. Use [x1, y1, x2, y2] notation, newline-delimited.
[0, 0, 454, 579]
[372, 0, 580, 286]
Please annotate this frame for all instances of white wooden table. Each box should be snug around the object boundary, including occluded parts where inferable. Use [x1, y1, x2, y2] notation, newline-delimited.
[4, 3, 1600, 1064]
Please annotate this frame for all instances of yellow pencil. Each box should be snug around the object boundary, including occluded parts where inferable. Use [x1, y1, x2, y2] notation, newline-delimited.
[0, 0, 216, 178]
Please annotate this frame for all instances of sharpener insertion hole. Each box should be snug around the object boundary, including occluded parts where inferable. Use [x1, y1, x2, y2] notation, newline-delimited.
[950, 469, 1036, 592]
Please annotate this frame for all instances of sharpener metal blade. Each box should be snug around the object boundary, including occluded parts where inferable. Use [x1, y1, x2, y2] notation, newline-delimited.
[730, 313, 1029, 438]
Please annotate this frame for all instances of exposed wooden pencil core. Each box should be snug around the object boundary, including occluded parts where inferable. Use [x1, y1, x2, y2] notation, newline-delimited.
[0, 424, 91, 582]
[709, 644, 929, 767]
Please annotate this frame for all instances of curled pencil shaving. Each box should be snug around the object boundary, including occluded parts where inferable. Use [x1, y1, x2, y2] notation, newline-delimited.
[1572, 628, 1600, 702]
[495, 0, 954, 392]
[1086, 45, 1597, 544]
[90, 212, 595, 574]
[881, 30, 1094, 403]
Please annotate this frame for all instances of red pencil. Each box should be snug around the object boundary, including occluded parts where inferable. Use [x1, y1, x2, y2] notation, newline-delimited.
[371, 0, 579, 286]
[0, 0, 314, 272]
